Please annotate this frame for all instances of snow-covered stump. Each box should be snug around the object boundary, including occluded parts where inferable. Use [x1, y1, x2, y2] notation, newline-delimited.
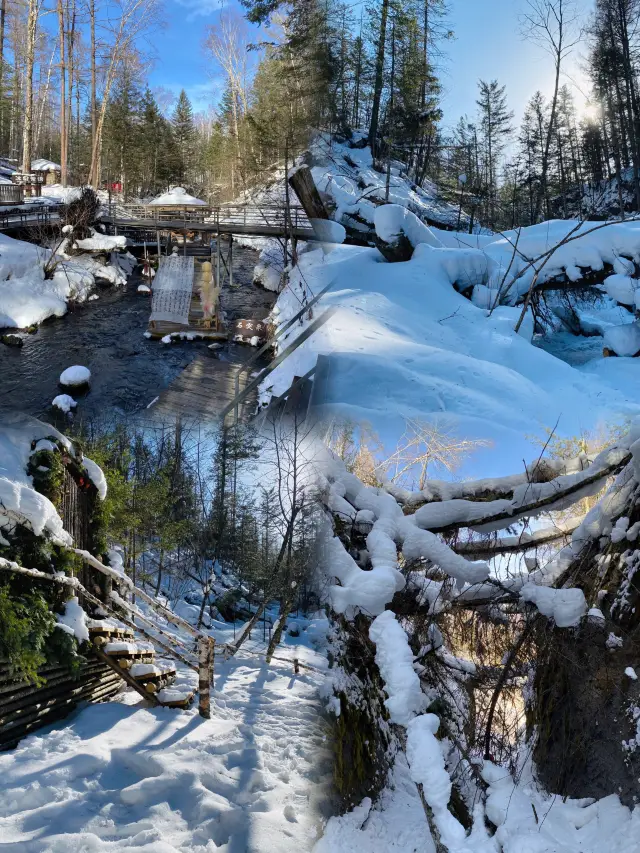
[198, 635, 215, 719]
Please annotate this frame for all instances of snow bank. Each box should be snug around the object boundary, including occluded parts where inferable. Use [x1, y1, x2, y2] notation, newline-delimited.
[0, 231, 132, 329]
[264, 234, 640, 478]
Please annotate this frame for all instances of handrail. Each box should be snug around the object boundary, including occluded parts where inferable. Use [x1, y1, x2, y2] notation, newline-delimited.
[225, 277, 337, 425]
[221, 304, 338, 425]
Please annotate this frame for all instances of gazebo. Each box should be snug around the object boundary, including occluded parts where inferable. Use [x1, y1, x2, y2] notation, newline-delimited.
[148, 187, 208, 210]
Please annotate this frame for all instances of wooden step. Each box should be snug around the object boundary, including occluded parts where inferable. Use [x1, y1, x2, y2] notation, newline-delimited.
[156, 688, 195, 709]
[88, 620, 134, 643]
[100, 641, 155, 666]
[129, 662, 177, 686]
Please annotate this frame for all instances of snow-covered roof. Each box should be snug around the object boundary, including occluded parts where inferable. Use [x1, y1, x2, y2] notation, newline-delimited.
[148, 186, 207, 207]
[31, 158, 61, 172]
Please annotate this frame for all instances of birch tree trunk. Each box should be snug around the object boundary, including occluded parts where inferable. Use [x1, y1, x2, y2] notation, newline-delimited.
[21, 0, 39, 174]
[58, 0, 67, 186]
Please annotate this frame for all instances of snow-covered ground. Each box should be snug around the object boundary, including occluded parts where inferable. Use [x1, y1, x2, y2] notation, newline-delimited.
[0, 627, 333, 852]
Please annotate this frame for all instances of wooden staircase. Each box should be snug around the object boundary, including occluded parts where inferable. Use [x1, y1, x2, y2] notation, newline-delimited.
[87, 619, 195, 710]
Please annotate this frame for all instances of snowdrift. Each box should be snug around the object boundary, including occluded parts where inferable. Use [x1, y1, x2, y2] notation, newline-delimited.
[263, 240, 640, 477]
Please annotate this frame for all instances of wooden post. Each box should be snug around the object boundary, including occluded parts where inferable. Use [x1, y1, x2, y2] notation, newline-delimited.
[294, 658, 300, 675]
[216, 230, 221, 289]
[228, 234, 233, 289]
[198, 635, 215, 719]
[156, 228, 160, 258]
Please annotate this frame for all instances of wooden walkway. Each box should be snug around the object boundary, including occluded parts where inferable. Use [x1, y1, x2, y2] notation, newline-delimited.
[147, 355, 254, 423]
[98, 203, 315, 240]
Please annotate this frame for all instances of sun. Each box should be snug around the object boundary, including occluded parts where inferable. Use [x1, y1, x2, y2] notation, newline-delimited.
[581, 101, 600, 123]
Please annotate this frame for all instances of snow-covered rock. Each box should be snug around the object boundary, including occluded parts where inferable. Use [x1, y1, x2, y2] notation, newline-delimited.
[51, 394, 77, 413]
[59, 365, 91, 387]
[603, 322, 640, 356]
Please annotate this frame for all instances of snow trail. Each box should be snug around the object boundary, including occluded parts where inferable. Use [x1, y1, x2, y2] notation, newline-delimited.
[0, 644, 333, 852]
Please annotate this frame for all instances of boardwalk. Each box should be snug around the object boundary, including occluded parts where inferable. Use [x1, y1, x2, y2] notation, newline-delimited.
[98, 203, 316, 240]
[147, 355, 254, 423]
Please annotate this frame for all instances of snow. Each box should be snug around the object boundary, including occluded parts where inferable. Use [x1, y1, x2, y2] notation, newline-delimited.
[520, 582, 587, 628]
[625, 666, 638, 680]
[602, 273, 639, 307]
[325, 534, 401, 618]
[368, 611, 428, 725]
[31, 158, 60, 172]
[138, 283, 151, 293]
[374, 204, 444, 249]
[55, 595, 89, 643]
[0, 230, 131, 329]
[263, 234, 640, 479]
[0, 622, 333, 852]
[482, 759, 640, 853]
[603, 322, 640, 356]
[406, 715, 469, 850]
[310, 218, 347, 244]
[83, 455, 107, 500]
[0, 412, 73, 545]
[59, 365, 91, 386]
[51, 394, 77, 413]
[75, 231, 127, 252]
[308, 133, 466, 232]
[148, 186, 207, 207]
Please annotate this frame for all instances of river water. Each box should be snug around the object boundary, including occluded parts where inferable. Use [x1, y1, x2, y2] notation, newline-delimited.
[0, 245, 275, 422]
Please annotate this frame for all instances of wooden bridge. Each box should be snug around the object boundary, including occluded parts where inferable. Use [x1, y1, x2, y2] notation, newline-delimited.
[98, 202, 316, 241]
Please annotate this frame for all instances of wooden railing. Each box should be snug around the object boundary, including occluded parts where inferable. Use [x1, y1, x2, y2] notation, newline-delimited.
[0, 554, 215, 719]
[0, 202, 63, 230]
[74, 549, 216, 718]
[0, 184, 23, 205]
[101, 202, 312, 235]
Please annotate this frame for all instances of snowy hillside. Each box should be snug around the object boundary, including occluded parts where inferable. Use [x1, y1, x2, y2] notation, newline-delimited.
[307, 131, 467, 234]
[256, 139, 640, 478]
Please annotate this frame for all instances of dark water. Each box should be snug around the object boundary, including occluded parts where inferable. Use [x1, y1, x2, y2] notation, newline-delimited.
[0, 244, 275, 421]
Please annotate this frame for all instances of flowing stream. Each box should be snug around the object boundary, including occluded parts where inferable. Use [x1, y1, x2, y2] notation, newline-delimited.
[0, 244, 276, 422]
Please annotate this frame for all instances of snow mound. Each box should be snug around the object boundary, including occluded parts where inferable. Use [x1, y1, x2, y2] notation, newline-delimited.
[55, 596, 89, 642]
[51, 394, 77, 413]
[603, 322, 640, 356]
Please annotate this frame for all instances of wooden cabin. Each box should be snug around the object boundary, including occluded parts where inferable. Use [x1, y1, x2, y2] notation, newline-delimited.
[31, 158, 62, 186]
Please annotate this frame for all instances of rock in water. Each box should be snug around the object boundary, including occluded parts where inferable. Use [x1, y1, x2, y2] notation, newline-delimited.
[1, 334, 23, 347]
[59, 365, 91, 387]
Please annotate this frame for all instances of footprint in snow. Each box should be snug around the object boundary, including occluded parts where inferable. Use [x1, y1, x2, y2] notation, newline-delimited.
[283, 804, 297, 822]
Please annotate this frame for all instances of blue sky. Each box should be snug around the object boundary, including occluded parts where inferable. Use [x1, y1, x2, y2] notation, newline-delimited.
[147, 0, 593, 128]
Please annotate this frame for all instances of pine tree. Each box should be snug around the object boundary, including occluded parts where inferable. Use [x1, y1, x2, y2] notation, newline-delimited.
[476, 79, 513, 226]
[171, 89, 195, 186]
